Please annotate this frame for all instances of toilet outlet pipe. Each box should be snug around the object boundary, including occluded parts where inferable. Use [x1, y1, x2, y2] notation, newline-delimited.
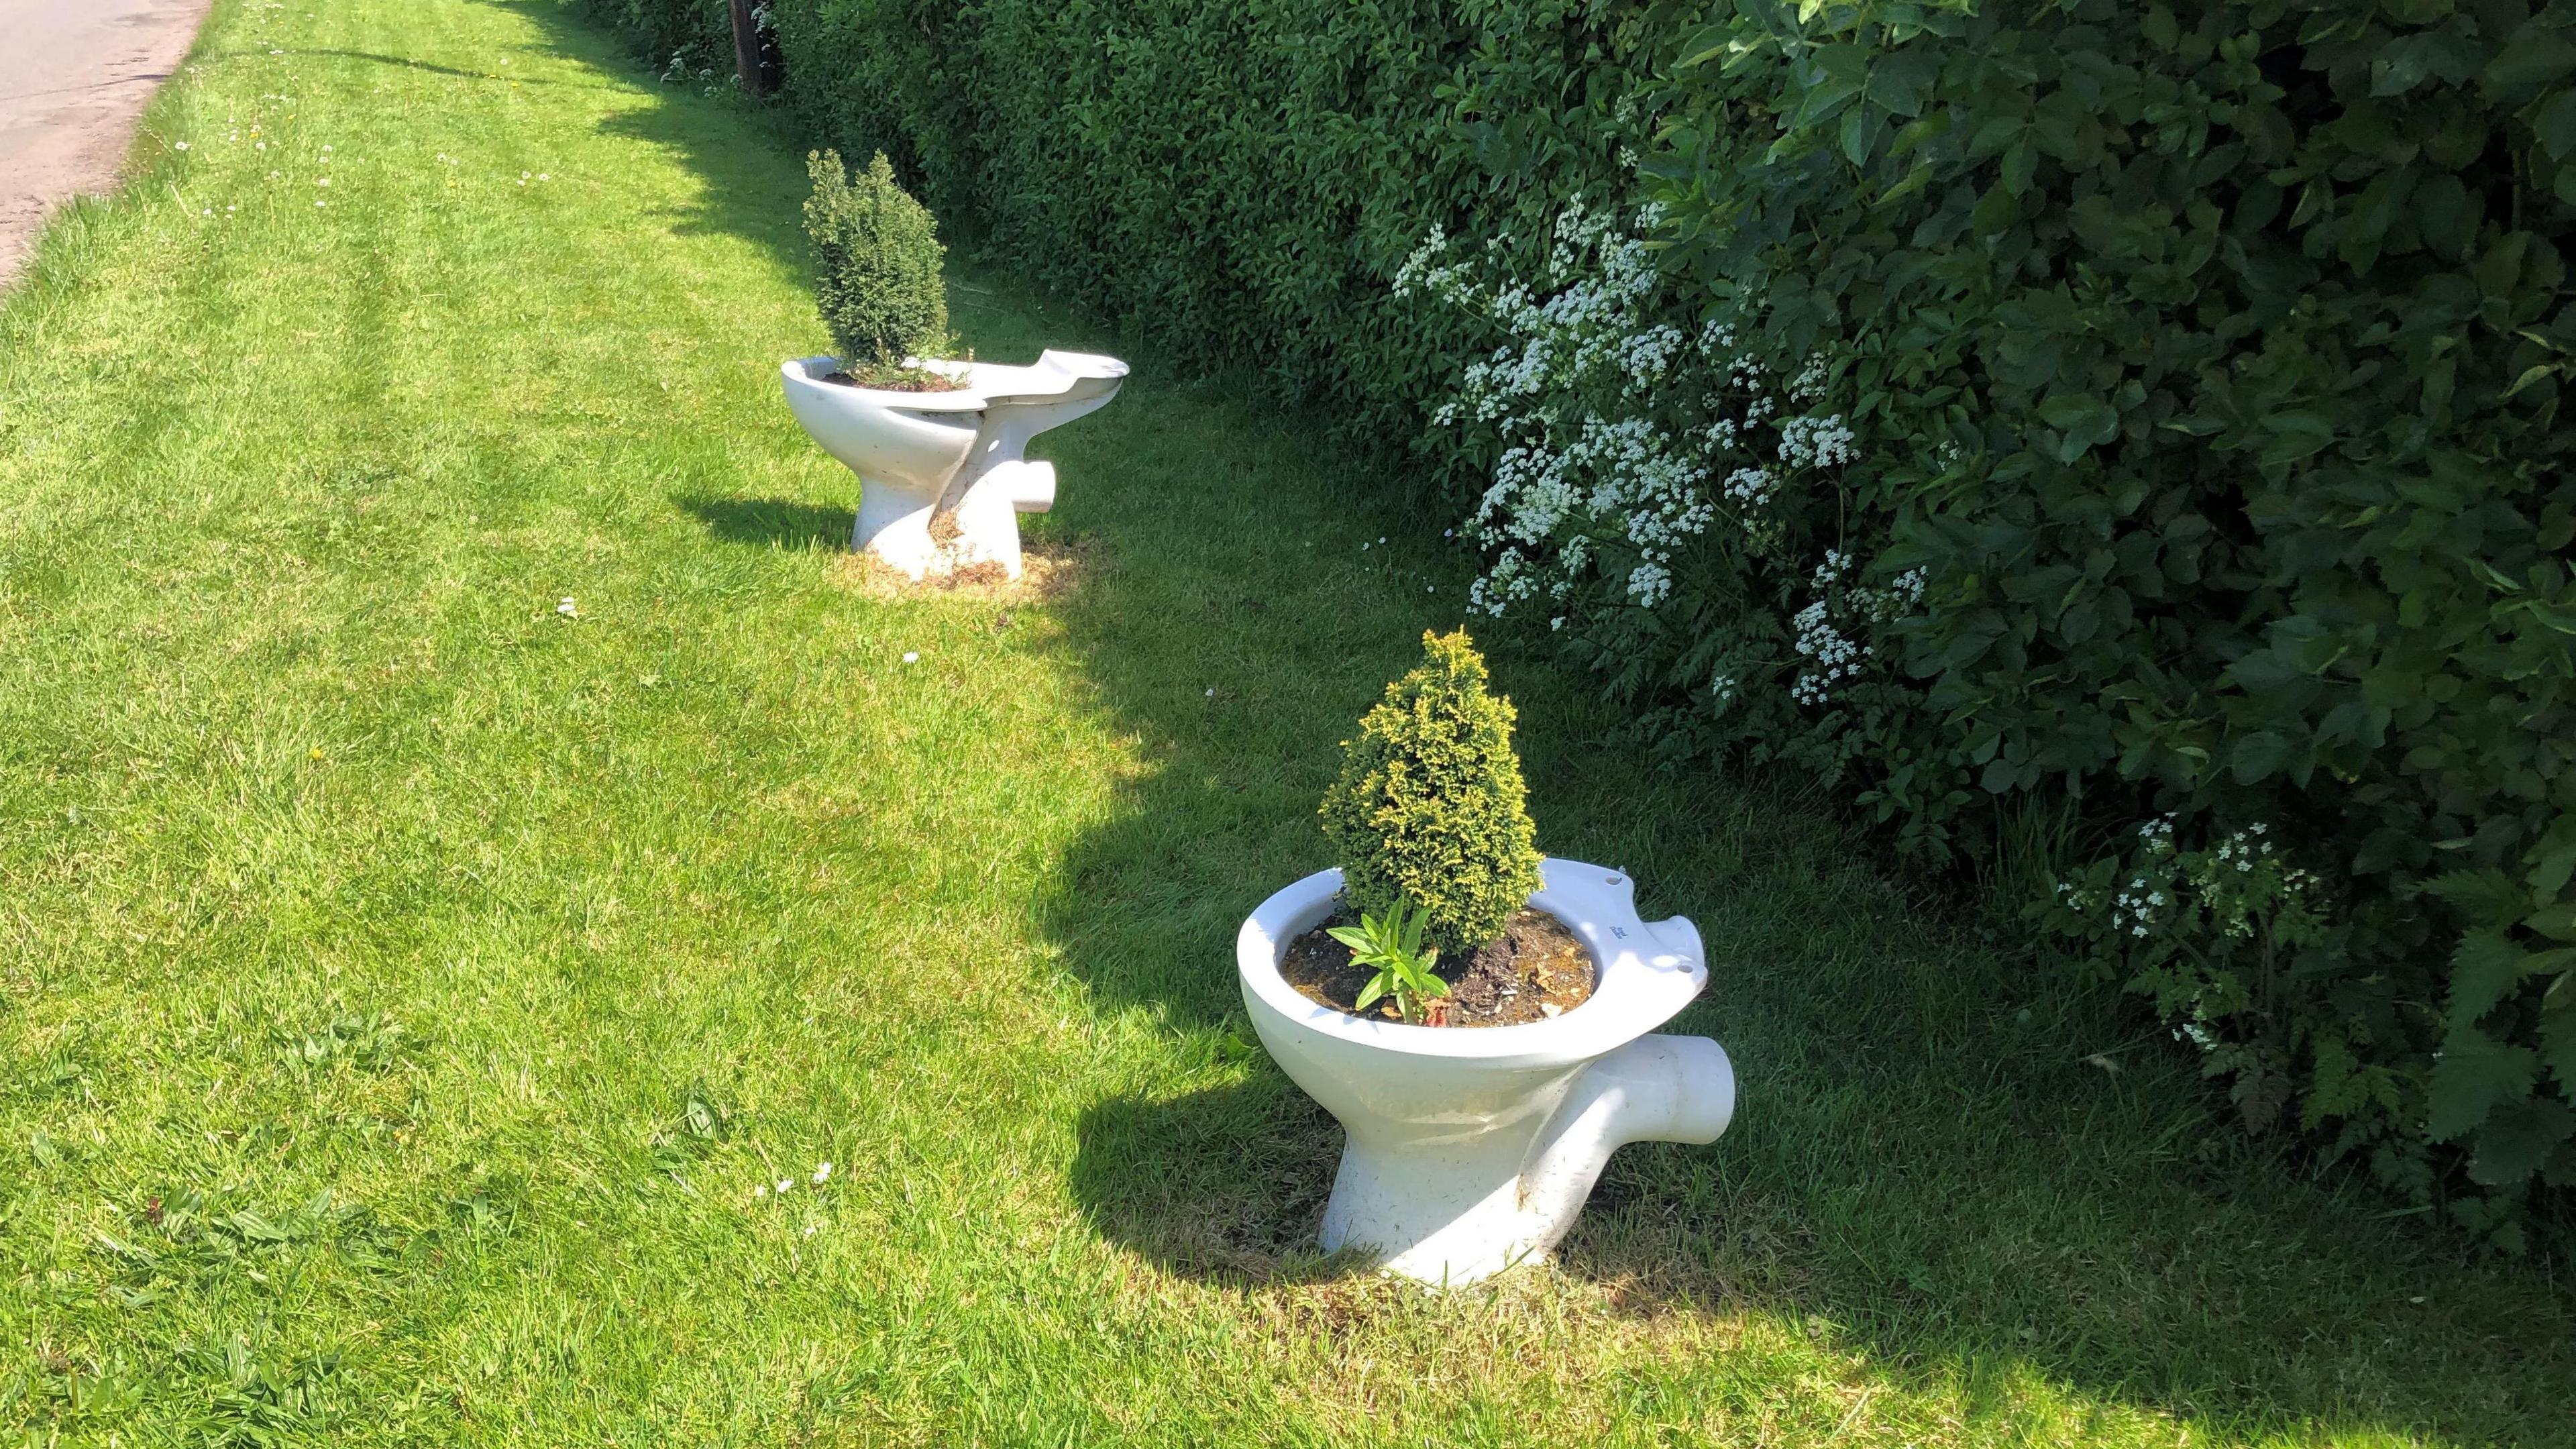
[1002, 460, 1056, 513]
[1515, 1034, 1735, 1233]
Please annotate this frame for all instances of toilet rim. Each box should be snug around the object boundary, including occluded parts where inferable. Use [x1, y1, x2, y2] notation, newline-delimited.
[1236, 860, 1707, 1066]
[782, 351, 1131, 413]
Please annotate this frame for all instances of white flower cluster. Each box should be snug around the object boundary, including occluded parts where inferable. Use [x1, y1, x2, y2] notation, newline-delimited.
[1790, 600, 1870, 705]
[2058, 817, 2309, 945]
[1778, 414, 1858, 470]
[2110, 873, 2170, 937]
[2215, 822, 2271, 871]
[1404, 197, 1913, 707]
[1845, 566, 1927, 623]
[1411, 197, 1875, 613]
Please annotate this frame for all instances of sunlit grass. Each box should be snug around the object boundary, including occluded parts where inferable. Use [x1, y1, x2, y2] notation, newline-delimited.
[1, 1, 2569, 1444]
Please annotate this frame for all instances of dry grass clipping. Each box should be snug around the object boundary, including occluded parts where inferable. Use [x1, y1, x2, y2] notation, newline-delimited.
[828, 541, 1086, 602]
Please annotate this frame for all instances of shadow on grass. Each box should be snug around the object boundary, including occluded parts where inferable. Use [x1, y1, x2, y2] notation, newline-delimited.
[526, 2, 2576, 1442]
[676, 494, 848, 551]
[1070, 1074, 1351, 1283]
[229, 48, 586, 84]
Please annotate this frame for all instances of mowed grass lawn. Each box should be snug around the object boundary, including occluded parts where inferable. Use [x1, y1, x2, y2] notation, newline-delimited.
[1, 1, 2571, 1444]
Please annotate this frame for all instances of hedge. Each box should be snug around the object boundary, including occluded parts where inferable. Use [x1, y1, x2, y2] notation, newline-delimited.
[1627, 0, 2576, 1240]
[572, 0, 2575, 1237]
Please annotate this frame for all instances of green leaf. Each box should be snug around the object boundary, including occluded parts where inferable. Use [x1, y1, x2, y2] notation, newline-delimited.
[2467, 1097, 2575, 1185]
[2426, 1026, 2539, 1140]
[1866, 50, 1939, 118]
[2512, 598, 2576, 634]
[2000, 138, 2035, 197]
[2229, 730, 2295, 784]
[2532, 901, 2576, 942]
[1354, 976, 1386, 1011]
[2371, 32, 2461, 97]
[2542, 1003, 2576, 1088]
[2038, 394, 2120, 445]
[1841, 106, 1873, 166]
[2426, 869, 2533, 926]
[2532, 828, 2576, 898]
[2448, 931, 2530, 1030]
[2539, 89, 2576, 157]
[2256, 412, 2337, 467]
[2485, 32, 2576, 98]
[1791, 76, 1865, 129]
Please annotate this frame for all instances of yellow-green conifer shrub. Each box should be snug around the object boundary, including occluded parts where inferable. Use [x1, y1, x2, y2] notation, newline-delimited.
[802, 149, 951, 379]
[1320, 630, 1544, 955]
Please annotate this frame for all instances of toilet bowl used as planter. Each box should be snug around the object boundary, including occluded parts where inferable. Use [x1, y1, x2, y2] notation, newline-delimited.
[1238, 857, 1735, 1285]
[780, 350, 1128, 580]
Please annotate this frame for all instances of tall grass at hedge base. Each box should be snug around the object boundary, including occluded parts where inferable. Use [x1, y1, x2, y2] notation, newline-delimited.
[572, 0, 2576, 1240]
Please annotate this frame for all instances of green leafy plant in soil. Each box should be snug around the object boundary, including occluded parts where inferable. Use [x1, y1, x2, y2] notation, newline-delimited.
[1327, 900, 1450, 1024]
[2, 1, 2573, 1444]
[802, 146, 953, 385]
[1320, 629, 1544, 956]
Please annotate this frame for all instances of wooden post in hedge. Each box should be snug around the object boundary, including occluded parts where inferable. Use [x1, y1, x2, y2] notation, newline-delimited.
[728, 0, 778, 97]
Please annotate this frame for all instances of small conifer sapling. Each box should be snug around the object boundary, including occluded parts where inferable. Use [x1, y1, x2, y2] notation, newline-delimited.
[1319, 629, 1544, 957]
[802, 150, 961, 389]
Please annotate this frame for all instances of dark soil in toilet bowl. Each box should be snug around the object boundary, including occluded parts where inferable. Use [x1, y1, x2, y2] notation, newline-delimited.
[1280, 907, 1596, 1026]
[821, 367, 971, 392]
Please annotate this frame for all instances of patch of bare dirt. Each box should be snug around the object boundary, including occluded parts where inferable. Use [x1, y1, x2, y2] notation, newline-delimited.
[827, 541, 1084, 602]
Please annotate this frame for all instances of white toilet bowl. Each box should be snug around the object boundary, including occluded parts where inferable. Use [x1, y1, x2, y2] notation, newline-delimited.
[780, 349, 1128, 580]
[1237, 858, 1735, 1285]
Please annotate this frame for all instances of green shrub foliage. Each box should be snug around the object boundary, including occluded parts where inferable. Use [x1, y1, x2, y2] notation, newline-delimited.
[575, 0, 2575, 1232]
[802, 149, 951, 374]
[1322, 631, 1544, 956]
[578, 0, 731, 78]
[1638, 0, 2576, 1239]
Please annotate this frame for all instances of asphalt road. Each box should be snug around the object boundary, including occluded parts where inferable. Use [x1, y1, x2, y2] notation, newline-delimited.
[0, 0, 213, 289]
